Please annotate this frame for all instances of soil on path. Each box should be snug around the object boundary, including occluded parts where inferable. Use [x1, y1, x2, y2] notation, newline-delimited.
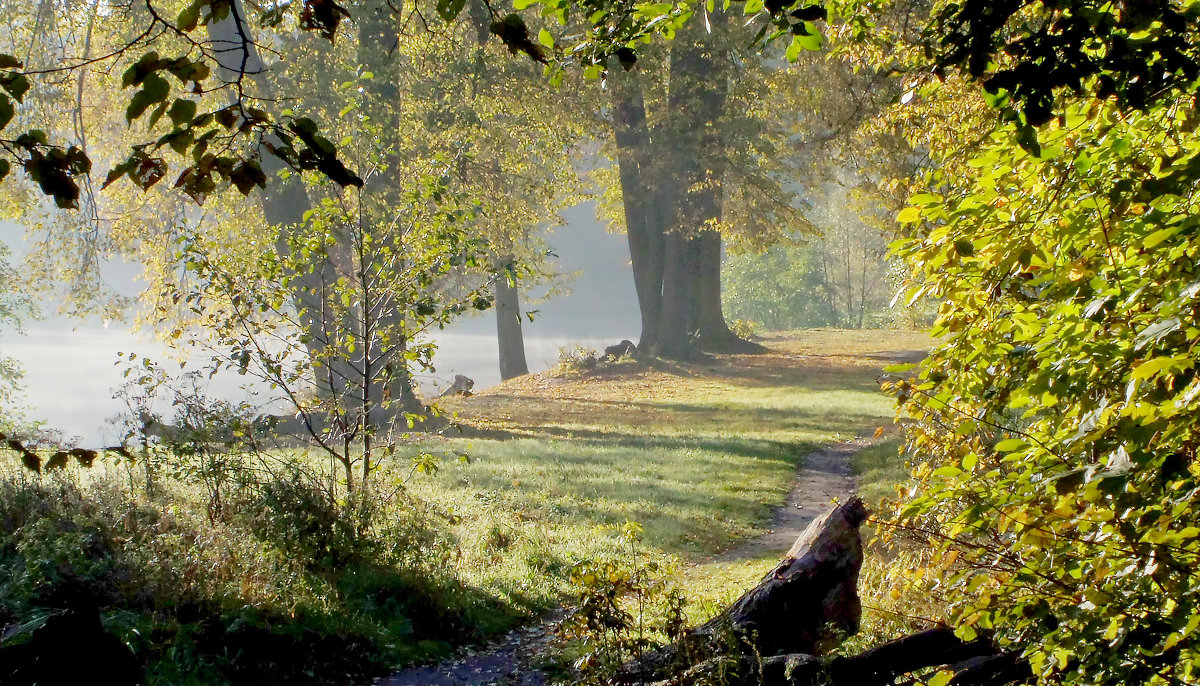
[378, 434, 875, 686]
[377, 618, 554, 686]
[714, 435, 869, 562]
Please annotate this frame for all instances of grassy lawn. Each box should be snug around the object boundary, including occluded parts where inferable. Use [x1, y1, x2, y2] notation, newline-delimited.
[405, 328, 929, 619]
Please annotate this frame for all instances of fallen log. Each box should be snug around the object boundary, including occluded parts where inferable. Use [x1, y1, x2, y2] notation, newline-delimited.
[615, 498, 868, 683]
[613, 498, 1031, 686]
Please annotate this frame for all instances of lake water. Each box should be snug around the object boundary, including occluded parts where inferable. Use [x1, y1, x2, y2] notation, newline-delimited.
[2, 326, 619, 444]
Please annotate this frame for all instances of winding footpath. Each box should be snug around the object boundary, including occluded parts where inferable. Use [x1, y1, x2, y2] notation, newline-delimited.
[377, 434, 873, 686]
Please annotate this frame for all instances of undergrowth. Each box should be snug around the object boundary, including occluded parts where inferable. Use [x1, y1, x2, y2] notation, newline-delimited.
[0, 463, 503, 685]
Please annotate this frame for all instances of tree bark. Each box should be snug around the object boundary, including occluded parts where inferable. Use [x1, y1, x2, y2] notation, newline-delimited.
[609, 66, 665, 352]
[618, 17, 760, 360]
[614, 498, 1032, 686]
[693, 226, 765, 354]
[494, 256, 530, 380]
[616, 498, 869, 683]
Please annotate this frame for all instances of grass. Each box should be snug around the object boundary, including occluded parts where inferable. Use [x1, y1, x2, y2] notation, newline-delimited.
[0, 328, 929, 684]
[409, 328, 928, 621]
[852, 436, 909, 508]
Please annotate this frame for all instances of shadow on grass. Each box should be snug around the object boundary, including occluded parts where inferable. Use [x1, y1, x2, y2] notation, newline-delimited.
[456, 425, 838, 461]
[455, 394, 889, 442]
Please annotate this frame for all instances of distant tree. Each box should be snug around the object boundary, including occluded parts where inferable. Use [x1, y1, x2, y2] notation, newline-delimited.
[0, 239, 34, 431]
[722, 239, 835, 329]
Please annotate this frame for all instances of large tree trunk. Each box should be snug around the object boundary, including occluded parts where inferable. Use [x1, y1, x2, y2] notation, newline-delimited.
[609, 66, 665, 352]
[651, 18, 761, 359]
[693, 228, 765, 353]
[494, 256, 530, 380]
[654, 227, 696, 359]
[648, 32, 715, 360]
[609, 18, 763, 360]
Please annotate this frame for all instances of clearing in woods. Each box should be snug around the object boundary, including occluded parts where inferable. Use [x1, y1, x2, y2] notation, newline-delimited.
[383, 329, 928, 685]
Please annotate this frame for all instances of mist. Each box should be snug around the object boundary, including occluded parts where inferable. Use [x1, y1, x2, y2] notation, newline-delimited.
[1, 201, 640, 444]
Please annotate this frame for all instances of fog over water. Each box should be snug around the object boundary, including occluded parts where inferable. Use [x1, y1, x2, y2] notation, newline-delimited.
[1, 203, 640, 444]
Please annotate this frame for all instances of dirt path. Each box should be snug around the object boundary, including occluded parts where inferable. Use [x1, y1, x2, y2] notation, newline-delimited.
[377, 618, 554, 686]
[715, 435, 871, 562]
[378, 435, 877, 686]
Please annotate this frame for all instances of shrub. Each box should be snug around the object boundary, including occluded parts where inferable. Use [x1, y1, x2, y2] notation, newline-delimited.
[556, 345, 599, 373]
[0, 466, 470, 685]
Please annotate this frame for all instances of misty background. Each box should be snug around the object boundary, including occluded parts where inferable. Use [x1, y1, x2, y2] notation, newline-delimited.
[1, 202, 640, 444]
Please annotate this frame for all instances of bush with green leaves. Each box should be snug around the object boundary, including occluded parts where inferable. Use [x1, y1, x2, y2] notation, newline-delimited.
[559, 522, 686, 683]
[888, 64, 1200, 686]
[0, 464, 493, 684]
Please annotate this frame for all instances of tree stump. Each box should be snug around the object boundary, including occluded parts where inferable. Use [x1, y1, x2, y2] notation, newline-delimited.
[615, 498, 868, 683]
[613, 497, 1031, 686]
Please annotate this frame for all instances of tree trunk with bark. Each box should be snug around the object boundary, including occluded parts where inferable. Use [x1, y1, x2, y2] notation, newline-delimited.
[607, 16, 762, 360]
[609, 66, 665, 352]
[615, 498, 868, 684]
[613, 498, 1032, 686]
[494, 255, 530, 380]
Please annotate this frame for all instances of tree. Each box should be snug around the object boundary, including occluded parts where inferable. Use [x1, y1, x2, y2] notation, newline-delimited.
[874, 2, 1200, 685]
[594, 0, 909, 356]
[0, 238, 35, 433]
[601, 13, 809, 358]
[173, 175, 493, 494]
[608, 16, 777, 358]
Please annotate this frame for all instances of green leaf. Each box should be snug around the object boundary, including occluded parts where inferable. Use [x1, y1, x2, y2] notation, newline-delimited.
[177, 0, 202, 31]
[796, 30, 821, 51]
[122, 51, 161, 88]
[897, 206, 921, 223]
[1143, 225, 1181, 248]
[0, 93, 12, 130]
[102, 158, 136, 190]
[2, 73, 29, 103]
[127, 73, 171, 123]
[230, 160, 266, 194]
[1015, 122, 1042, 157]
[1130, 356, 1187, 381]
[436, 0, 466, 21]
[784, 38, 802, 62]
[167, 98, 198, 128]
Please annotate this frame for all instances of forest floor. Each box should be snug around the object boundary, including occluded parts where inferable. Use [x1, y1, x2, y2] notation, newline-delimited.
[380, 329, 927, 685]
